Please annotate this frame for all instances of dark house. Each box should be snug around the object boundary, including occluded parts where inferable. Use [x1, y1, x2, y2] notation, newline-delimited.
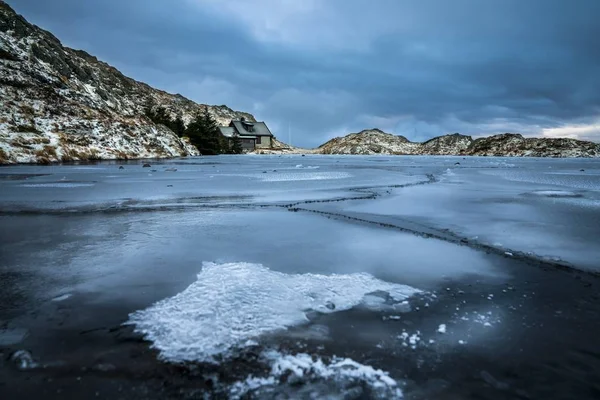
[218, 117, 274, 151]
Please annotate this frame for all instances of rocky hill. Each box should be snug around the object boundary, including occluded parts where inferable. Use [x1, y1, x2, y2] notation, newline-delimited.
[0, 1, 254, 164]
[318, 130, 600, 157]
[319, 129, 421, 155]
[463, 133, 600, 157]
[421, 133, 473, 155]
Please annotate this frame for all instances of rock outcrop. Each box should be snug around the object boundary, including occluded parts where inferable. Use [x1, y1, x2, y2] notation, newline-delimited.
[463, 133, 600, 157]
[0, 1, 254, 164]
[421, 133, 473, 155]
[319, 129, 421, 155]
[318, 130, 600, 158]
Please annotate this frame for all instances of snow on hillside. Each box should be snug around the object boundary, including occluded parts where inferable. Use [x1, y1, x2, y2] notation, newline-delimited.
[318, 130, 600, 157]
[0, 1, 252, 164]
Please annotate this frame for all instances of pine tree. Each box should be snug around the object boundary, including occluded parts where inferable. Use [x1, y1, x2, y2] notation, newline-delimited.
[185, 110, 227, 155]
[172, 115, 186, 137]
[230, 133, 243, 154]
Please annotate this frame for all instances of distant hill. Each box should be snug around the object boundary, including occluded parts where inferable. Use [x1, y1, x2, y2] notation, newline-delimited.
[318, 129, 600, 157]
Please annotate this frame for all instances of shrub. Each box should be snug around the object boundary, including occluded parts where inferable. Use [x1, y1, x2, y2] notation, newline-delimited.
[87, 149, 102, 160]
[14, 124, 41, 133]
[35, 145, 58, 163]
[0, 148, 8, 164]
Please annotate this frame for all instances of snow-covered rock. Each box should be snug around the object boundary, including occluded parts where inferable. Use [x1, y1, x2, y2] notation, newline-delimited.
[319, 129, 421, 155]
[0, 1, 253, 164]
[422, 133, 473, 155]
[464, 133, 600, 157]
[318, 130, 600, 157]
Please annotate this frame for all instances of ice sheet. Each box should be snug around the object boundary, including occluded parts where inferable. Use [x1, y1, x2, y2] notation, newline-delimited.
[344, 158, 600, 271]
[127, 262, 420, 363]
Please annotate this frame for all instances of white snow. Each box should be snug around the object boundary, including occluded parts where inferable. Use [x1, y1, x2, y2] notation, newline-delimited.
[20, 183, 95, 188]
[127, 262, 419, 362]
[527, 190, 581, 198]
[51, 293, 72, 302]
[260, 171, 352, 182]
[229, 351, 402, 399]
[229, 376, 277, 398]
[437, 324, 447, 334]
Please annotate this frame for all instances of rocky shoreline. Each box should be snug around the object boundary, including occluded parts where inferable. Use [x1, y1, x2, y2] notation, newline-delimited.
[318, 129, 600, 157]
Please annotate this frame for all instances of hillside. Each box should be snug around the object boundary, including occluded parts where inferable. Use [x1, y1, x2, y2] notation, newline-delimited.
[319, 129, 420, 155]
[0, 1, 254, 164]
[318, 130, 600, 157]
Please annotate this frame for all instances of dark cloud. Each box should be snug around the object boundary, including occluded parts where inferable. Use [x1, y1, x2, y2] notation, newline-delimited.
[10, 0, 600, 146]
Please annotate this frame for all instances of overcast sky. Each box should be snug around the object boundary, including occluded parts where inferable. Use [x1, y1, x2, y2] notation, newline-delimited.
[11, 0, 600, 146]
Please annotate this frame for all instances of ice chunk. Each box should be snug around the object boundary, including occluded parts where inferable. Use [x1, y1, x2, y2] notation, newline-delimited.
[127, 262, 419, 362]
[228, 351, 403, 399]
[437, 324, 447, 334]
[10, 350, 38, 370]
[51, 293, 72, 302]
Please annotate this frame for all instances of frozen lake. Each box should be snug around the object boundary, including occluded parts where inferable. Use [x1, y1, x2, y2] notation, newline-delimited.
[1, 155, 599, 399]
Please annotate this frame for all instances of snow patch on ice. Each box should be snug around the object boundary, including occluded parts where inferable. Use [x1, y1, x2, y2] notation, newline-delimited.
[437, 324, 447, 334]
[260, 171, 351, 182]
[20, 182, 95, 188]
[525, 190, 582, 198]
[398, 330, 421, 349]
[459, 311, 501, 327]
[293, 164, 320, 169]
[51, 293, 72, 302]
[127, 262, 419, 362]
[230, 351, 402, 399]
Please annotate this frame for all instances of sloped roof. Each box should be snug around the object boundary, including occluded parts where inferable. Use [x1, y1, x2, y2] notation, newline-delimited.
[218, 126, 236, 137]
[231, 120, 273, 137]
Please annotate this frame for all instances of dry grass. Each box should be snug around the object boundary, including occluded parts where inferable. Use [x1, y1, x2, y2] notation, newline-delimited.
[35, 145, 58, 164]
[11, 137, 50, 149]
[87, 149, 101, 160]
[60, 147, 103, 162]
[60, 147, 80, 162]
[0, 148, 8, 164]
[20, 105, 35, 116]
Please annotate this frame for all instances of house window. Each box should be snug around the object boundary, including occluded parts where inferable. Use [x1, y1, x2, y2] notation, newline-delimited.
[256, 136, 262, 144]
